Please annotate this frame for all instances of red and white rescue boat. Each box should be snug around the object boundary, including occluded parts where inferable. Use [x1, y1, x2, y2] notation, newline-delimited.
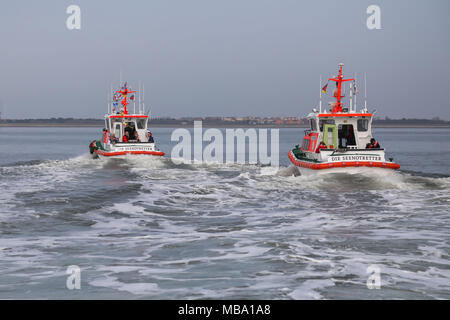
[89, 81, 165, 158]
[289, 63, 400, 174]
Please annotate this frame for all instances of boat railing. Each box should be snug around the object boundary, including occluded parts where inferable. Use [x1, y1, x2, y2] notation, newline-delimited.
[114, 141, 153, 145]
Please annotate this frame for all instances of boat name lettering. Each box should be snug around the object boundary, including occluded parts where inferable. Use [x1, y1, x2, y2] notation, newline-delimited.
[331, 155, 381, 162]
[118, 147, 154, 151]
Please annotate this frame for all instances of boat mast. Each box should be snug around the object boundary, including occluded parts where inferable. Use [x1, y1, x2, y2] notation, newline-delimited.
[328, 63, 354, 113]
[116, 82, 136, 115]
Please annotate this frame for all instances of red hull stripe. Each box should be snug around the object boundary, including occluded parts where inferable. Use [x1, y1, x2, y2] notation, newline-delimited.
[288, 151, 400, 170]
[109, 115, 148, 118]
[95, 149, 165, 157]
[318, 113, 372, 117]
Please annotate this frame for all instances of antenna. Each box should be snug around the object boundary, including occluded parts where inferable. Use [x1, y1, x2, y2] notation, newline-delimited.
[108, 84, 113, 114]
[354, 72, 357, 113]
[364, 72, 367, 112]
[349, 82, 353, 112]
[138, 81, 141, 114]
[319, 75, 322, 113]
[110, 84, 113, 114]
[107, 86, 109, 114]
[143, 83, 146, 114]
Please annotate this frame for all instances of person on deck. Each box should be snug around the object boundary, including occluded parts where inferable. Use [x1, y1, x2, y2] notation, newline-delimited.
[102, 128, 110, 145]
[122, 131, 130, 143]
[133, 132, 141, 142]
[366, 138, 380, 149]
[316, 141, 327, 153]
[110, 133, 119, 143]
[147, 131, 154, 143]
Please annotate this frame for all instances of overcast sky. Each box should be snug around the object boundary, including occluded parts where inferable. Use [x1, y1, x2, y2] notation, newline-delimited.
[0, 0, 449, 119]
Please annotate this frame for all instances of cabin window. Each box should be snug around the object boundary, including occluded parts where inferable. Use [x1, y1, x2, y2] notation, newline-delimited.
[319, 119, 335, 131]
[357, 119, 369, 131]
[114, 123, 121, 139]
[310, 119, 318, 132]
[136, 119, 146, 129]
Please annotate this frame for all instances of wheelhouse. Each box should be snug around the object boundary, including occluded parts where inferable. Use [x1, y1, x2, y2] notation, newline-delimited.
[105, 115, 149, 143]
[302, 112, 374, 152]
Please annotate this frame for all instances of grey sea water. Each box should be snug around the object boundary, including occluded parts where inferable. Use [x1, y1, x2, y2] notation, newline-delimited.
[0, 126, 449, 299]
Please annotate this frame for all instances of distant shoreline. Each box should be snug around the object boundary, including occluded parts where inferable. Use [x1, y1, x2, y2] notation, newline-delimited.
[1, 123, 449, 129]
[2, 117, 450, 129]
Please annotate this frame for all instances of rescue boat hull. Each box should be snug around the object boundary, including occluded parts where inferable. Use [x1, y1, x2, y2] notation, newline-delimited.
[94, 149, 165, 157]
[90, 140, 165, 158]
[288, 150, 400, 174]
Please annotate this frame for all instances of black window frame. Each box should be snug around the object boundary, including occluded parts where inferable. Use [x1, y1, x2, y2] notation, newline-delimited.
[357, 119, 369, 131]
[319, 119, 335, 132]
[310, 119, 318, 132]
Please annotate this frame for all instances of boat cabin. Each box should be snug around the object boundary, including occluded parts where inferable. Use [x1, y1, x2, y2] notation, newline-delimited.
[105, 114, 149, 143]
[301, 111, 373, 152]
